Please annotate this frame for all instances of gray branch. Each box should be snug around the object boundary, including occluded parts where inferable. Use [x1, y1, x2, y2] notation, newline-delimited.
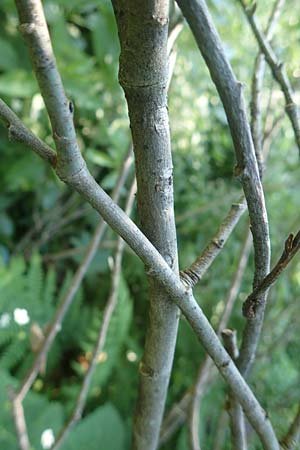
[0, 98, 56, 166]
[180, 196, 246, 288]
[280, 403, 300, 450]
[179, 231, 252, 449]
[222, 329, 247, 450]
[7, 1, 280, 448]
[1, 100, 279, 450]
[112, 2, 180, 449]
[175, 0, 271, 378]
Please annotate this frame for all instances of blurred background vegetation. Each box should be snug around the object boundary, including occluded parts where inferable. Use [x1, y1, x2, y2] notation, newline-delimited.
[0, 0, 300, 449]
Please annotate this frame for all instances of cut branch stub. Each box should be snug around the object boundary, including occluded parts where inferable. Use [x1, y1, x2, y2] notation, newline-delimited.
[243, 230, 300, 318]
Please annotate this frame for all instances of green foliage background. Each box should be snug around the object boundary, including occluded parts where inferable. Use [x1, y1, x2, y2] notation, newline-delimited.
[0, 0, 300, 449]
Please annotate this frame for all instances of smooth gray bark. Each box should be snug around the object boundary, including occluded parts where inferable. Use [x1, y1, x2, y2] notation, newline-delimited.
[9, 1, 279, 448]
[1, 96, 279, 449]
[111, 2, 179, 449]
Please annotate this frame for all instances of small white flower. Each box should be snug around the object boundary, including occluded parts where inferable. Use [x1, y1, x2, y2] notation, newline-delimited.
[126, 351, 138, 362]
[0, 312, 11, 328]
[41, 428, 55, 449]
[13, 308, 30, 326]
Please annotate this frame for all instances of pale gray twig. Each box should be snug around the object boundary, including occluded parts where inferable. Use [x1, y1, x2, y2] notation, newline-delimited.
[187, 230, 252, 450]
[15, 147, 133, 403]
[243, 230, 300, 318]
[9, 391, 30, 450]
[250, 0, 286, 174]
[238, 0, 300, 155]
[212, 409, 229, 450]
[0, 98, 56, 166]
[180, 196, 247, 288]
[222, 329, 247, 450]
[50, 178, 136, 450]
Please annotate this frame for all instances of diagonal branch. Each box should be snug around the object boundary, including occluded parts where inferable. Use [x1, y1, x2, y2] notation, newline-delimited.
[0, 98, 56, 166]
[238, 0, 300, 154]
[180, 196, 246, 288]
[160, 230, 252, 447]
[280, 403, 300, 450]
[0, 95, 279, 448]
[7, 1, 279, 448]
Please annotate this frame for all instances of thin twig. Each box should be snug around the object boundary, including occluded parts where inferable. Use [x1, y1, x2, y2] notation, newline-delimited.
[280, 403, 300, 450]
[180, 196, 246, 288]
[237, 109, 284, 375]
[9, 390, 30, 450]
[187, 230, 252, 450]
[250, 0, 286, 174]
[176, 193, 236, 224]
[222, 329, 247, 450]
[36, 204, 90, 248]
[13, 192, 79, 255]
[177, 0, 271, 386]
[243, 230, 300, 318]
[168, 14, 184, 55]
[238, 0, 300, 154]
[15, 147, 133, 403]
[51, 178, 136, 450]
[212, 408, 229, 450]
[223, 4, 286, 437]
[159, 390, 192, 446]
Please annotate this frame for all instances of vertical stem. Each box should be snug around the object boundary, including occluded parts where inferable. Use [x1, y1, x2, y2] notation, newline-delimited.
[187, 230, 252, 450]
[112, 2, 179, 449]
[222, 329, 247, 450]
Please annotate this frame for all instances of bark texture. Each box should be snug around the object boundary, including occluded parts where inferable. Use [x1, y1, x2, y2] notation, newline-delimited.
[112, 2, 179, 449]
[9, 1, 280, 447]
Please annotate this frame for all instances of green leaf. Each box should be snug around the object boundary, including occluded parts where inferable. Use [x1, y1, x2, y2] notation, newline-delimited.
[61, 403, 126, 450]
